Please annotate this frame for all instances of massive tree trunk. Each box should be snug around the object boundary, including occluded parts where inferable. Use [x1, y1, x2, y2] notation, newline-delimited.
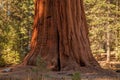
[22, 0, 100, 71]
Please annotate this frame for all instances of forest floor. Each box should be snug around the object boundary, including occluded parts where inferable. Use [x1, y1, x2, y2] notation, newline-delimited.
[0, 64, 120, 80]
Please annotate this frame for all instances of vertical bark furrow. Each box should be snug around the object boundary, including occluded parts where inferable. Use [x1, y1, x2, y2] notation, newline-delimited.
[23, 0, 100, 71]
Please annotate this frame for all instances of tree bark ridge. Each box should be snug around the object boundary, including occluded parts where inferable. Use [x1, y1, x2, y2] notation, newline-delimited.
[22, 0, 100, 71]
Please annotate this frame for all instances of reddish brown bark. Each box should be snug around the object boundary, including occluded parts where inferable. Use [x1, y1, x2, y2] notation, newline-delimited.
[22, 0, 100, 71]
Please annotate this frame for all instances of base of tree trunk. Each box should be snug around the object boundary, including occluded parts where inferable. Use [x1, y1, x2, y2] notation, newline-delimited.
[22, 59, 101, 72]
[0, 65, 118, 80]
[7, 64, 115, 75]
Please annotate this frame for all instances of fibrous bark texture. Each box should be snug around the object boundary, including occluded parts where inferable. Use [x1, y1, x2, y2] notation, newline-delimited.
[23, 0, 100, 71]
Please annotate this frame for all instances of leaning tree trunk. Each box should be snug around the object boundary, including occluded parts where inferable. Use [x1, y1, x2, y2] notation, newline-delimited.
[22, 0, 100, 71]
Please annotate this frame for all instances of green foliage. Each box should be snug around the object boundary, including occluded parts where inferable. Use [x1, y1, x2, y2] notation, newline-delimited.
[2, 50, 20, 65]
[0, 0, 34, 66]
[36, 55, 48, 71]
[72, 72, 81, 80]
[84, 0, 120, 60]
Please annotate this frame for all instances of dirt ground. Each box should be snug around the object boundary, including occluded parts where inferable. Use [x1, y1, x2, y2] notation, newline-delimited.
[0, 65, 120, 80]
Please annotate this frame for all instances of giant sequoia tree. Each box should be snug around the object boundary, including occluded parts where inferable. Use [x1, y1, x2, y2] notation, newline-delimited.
[22, 0, 100, 71]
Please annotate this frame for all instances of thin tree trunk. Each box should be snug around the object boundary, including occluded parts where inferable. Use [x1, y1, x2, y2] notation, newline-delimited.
[22, 0, 100, 71]
[106, 1, 110, 62]
[106, 25, 110, 62]
[115, 0, 119, 60]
